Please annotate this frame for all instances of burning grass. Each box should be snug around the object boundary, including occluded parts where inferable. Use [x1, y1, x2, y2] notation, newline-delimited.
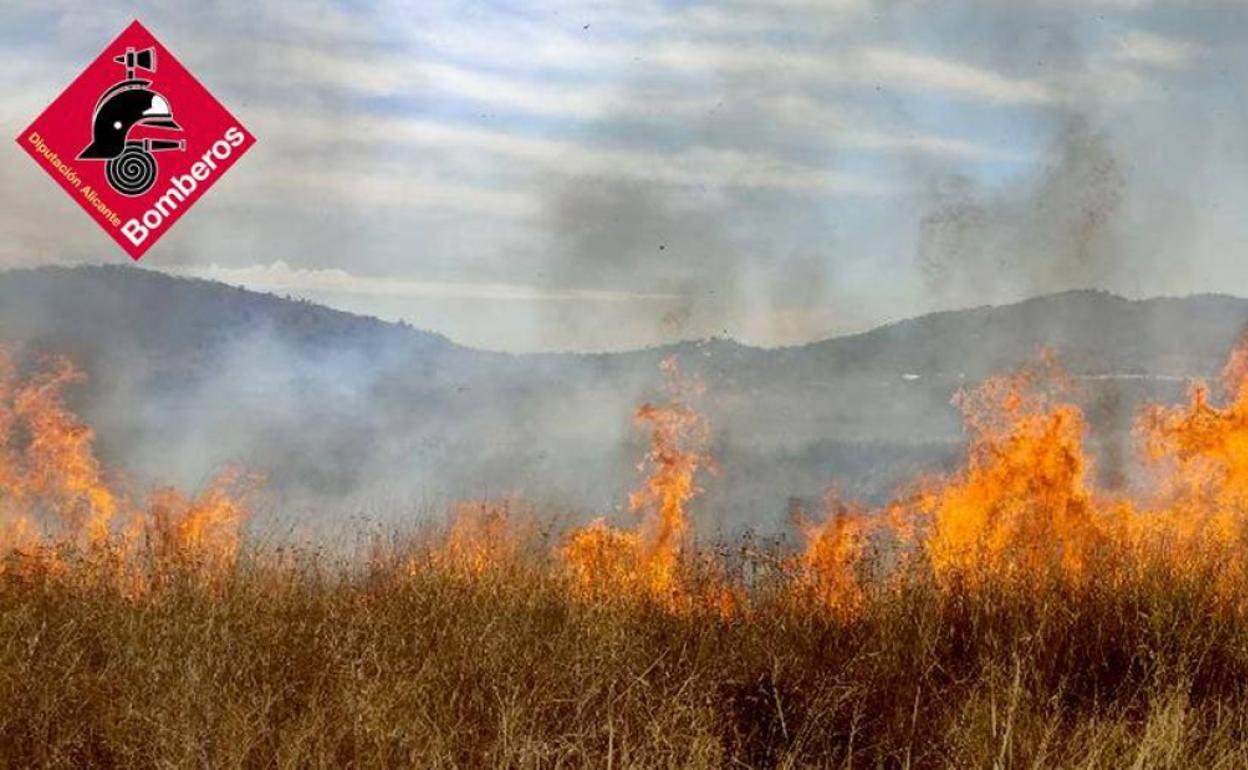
[12, 348, 1248, 765]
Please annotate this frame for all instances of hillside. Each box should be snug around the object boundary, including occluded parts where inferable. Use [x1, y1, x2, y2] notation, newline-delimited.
[2, 265, 1246, 531]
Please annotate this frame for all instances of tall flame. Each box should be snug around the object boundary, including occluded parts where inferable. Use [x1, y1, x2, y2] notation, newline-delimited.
[795, 491, 875, 616]
[916, 354, 1116, 587]
[18, 335, 1248, 621]
[1133, 344, 1248, 598]
[0, 347, 252, 589]
[793, 337, 1248, 614]
[563, 356, 713, 607]
[0, 351, 116, 549]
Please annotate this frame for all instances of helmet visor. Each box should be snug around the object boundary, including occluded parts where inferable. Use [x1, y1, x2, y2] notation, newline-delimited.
[138, 116, 182, 130]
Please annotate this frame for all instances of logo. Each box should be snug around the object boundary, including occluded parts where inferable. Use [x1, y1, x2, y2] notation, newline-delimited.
[16, 21, 254, 260]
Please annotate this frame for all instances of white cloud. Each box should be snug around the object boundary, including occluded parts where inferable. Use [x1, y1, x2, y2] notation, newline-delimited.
[243, 42, 1038, 159]
[165, 261, 679, 303]
[234, 166, 542, 218]
[859, 48, 1054, 105]
[645, 42, 1055, 106]
[1112, 30, 1200, 68]
[256, 45, 627, 118]
[759, 92, 1029, 161]
[254, 108, 895, 195]
[395, 26, 1056, 106]
[2, 0, 1232, 352]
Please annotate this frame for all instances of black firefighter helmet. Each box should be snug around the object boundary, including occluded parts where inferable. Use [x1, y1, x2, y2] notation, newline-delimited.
[77, 46, 185, 197]
[78, 82, 181, 160]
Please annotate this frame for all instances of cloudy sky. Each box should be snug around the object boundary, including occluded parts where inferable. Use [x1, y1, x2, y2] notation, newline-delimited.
[2, 0, 1247, 351]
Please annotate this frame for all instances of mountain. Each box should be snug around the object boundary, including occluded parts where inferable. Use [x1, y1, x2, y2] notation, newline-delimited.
[3, 265, 1247, 532]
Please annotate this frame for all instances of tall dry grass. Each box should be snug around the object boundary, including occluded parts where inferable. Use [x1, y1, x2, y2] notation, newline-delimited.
[5, 532, 1248, 768]
[12, 347, 1248, 767]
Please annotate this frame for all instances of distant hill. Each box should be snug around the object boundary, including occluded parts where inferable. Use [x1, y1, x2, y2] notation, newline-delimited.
[0, 265, 466, 383]
[3, 265, 1247, 531]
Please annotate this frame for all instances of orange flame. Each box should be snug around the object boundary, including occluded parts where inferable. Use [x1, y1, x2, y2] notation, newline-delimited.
[1132, 344, 1248, 598]
[0, 351, 116, 549]
[20, 333, 1248, 622]
[792, 337, 1248, 615]
[433, 499, 532, 576]
[0, 347, 253, 590]
[143, 470, 252, 569]
[563, 356, 714, 608]
[915, 354, 1118, 588]
[795, 491, 875, 616]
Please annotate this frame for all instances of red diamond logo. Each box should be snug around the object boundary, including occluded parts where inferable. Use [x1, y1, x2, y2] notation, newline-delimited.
[16, 20, 255, 260]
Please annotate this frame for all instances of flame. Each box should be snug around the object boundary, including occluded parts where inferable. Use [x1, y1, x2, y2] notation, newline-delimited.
[562, 356, 714, 608]
[18, 334, 1248, 622]
[433, 499, 531, 576]
[790, 337, 1248, 614]
[0, 350, 116, 549]
[0, 347, 252, 590]
[143, 470, 251, 569]
[561, 519, 647, 597]
[795, 491, 875, 616]
[915, 355, 1119, 588]
[1132, 343, 1248, 599]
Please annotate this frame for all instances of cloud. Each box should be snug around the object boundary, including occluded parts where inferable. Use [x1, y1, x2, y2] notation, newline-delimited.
[229, 164, 543, 219]
[254, 44, 626, 119]
[859, 48, 1055, 105]
[756, 92, 1029, 161]
[608, 41, 1057, 105]
[1, 0, 1241, 352]
[165, 261, 680, 303]
[241, 42, 1034, 162]
[254, 108, 895, 195]
[397, 5, 1053, 107]
[1112, 30, 1200, 68]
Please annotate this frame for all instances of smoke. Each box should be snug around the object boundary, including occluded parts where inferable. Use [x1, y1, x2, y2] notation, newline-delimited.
[538, 176, 737, 345]
[5, 0, 1242, 351]
[518, 0, 1219, 349]
[917, 115, 1127, 303]
[6, 1, 1248, 540]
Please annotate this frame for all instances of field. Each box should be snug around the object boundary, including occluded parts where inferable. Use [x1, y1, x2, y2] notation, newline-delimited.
[9, 349, 1248, 766]
[10, 528, 1248, 767]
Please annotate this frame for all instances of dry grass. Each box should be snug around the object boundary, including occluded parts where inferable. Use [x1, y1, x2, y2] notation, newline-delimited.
[5, 538, 1248, 769]
[11, 348, 1248, 767]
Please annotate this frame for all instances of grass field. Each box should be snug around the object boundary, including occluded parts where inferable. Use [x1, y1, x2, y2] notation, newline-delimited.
[9, 349, 1248, 766]
[7, 535, 1248, 767]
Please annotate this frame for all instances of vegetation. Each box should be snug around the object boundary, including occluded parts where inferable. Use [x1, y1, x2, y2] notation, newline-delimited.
[10, 345, 1248, 766]
[8, 527, 1248, 767]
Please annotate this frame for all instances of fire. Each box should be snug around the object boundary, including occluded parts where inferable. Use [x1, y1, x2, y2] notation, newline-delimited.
[17, 334, 1248, 621]
[561, 520, 647, 597]
[433, 499, 531, 576]
[799, 358, 1096, 604]
[143, 471, 251, 569]
[457, 340, 1248, 617]
[0, 351, 117, 549]
[793, 337, 1248, 613]
[794, 491, 875, 616]
[1134, 345, 1248, 596]
[562, 356, 714, 608]
[914, 355, 1118, 588]
[0, 347, 252, 589]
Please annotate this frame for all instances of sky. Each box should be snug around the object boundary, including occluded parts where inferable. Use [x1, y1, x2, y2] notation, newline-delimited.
[2, 0, 1247, 352]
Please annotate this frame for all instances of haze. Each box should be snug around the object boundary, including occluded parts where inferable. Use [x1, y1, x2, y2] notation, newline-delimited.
[3, 0, 1246, 352]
